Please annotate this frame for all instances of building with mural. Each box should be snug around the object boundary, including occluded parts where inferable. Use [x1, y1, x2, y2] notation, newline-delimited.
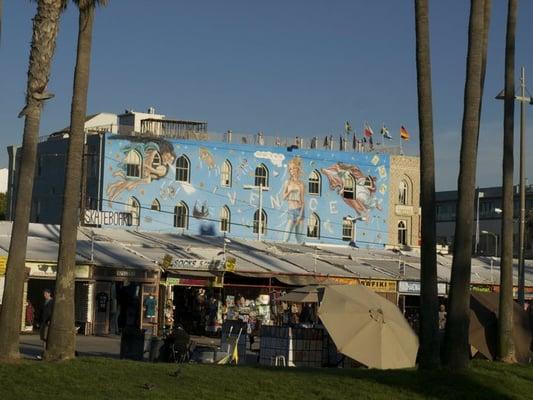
[7, 109, 420, 249]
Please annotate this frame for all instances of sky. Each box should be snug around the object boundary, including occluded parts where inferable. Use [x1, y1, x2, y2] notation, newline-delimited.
[1, 1, 533, 191]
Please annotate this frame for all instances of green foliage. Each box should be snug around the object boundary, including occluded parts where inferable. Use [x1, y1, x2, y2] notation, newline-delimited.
[0, 358, 531, 400]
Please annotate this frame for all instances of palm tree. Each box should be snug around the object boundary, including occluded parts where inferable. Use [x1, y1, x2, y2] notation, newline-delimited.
[0, 0, 66, 362]
[443, 0, 491, 369]
[497, 0, 517, 363]
[44, 0, 108, 361]
[414, 0, 439, 369]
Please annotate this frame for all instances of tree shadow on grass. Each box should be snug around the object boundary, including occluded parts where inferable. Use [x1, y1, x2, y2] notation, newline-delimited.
[242, 361, 530, 400]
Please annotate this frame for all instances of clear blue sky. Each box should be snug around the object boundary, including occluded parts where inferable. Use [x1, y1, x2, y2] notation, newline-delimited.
[2, 1, 533, 190]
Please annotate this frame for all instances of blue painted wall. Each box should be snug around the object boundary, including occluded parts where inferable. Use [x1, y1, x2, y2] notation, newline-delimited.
[101, 134, 390, 248]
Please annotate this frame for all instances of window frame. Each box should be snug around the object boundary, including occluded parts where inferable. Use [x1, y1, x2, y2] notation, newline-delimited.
[308, 170, 321, 196]
[398, 220, 408, 245]
[220, 206, 231, 232]
[127, 196, 141, 226]
[221, 160, 232, 187]
[307, 212, 320, 238]
[253, 209, 267, 235]
[342, 217, 354, 241]
[254, 164, 269, 188]
[175, 155, 190, 183]
[125, 150, 142, 178]
[174, 201, 189, 229]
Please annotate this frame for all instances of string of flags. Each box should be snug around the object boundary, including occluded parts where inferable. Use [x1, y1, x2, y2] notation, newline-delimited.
[343, 121, 411, 143]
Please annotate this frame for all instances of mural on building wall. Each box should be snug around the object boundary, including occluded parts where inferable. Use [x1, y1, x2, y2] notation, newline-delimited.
[102, 135, 390, 248]
[321, 163, 382, 218]
[106, 136, 176, 204]
[283, 156, 305, 243]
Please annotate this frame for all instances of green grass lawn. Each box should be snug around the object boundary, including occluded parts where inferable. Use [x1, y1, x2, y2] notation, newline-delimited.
[0, 358, 532, 400]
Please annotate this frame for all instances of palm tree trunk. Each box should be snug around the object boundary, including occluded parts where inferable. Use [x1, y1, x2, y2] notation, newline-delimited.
[0, 0, 63, 362]
[414, 0, 439, 369]
[498, 0, 517, 363]
[44, 4, 95, 361]
[443, 0, 489, 369]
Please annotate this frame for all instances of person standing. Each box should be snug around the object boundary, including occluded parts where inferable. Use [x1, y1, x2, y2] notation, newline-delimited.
[39, 289, 54, 344]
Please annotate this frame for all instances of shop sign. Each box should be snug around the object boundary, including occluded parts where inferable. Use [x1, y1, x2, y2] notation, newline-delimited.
[399, 281, 447, 296]
[331, 277, 358, 285]
[224, 257, 236, 272]
[165, 277, 180, 286]
[395, 205, 415, 216]
[27, 262, 91, 279]
[167, 258, 223, 271]
[359, 279, 396, 293]
[0, 256, 7, 276]
[83, 210, 132, 226]
[470, 284, 493, 293]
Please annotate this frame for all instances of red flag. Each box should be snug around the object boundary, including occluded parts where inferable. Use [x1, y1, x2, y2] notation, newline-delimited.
[364, 123, 374, 138]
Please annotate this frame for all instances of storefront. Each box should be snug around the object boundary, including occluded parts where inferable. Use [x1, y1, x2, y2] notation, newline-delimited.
[23, 261, 92, 334]
[91, 265, 160, 336]
[358, 279, 397, 304]
[397, 280, 447, 332]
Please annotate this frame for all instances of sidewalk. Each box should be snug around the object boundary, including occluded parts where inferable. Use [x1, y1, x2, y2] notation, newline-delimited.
[20, 334, 122, 359]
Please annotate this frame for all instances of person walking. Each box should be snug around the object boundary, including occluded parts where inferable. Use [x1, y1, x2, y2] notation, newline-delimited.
[39, 289, 54, 344]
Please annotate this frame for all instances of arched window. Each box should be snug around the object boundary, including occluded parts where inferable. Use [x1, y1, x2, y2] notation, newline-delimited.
[127, 197, 140, 226]
[399, 180, 409, 205]
[253, 209, 267, 235]
[254, 164, 269, 187]
[220, 206, 231, 232]
[398, 220, 408, 245]
[174, 202, 189, 229]
[175, 155, 190, 182]
[308, 170, 321, 196]
[125, 150, 142, 178]
[151, 199, 160, 211]
[307, 212, 320, 238]
[221, 160, 232, 187]
[342, 175, 355, 199]
[342, 217, 354, 241]
[152, 152, 161, 169]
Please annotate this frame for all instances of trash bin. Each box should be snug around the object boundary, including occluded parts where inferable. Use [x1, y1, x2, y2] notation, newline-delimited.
[120, 327, 146, 361]
[148, 336, 164, 362]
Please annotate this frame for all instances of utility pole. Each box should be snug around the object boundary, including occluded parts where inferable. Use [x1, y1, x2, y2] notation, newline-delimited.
[517, 66, 529, 306]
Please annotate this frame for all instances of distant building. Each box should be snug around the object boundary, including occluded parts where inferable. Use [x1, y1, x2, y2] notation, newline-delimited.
[436, 186, 533, 257]
[7, 108, 419, 249]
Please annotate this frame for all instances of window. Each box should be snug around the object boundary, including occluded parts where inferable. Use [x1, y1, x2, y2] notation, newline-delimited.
[253, 209, 267, 235]
[342, 175, 355, 200]
[308, 170, 321, 196]
[151, 199, 160, 211]
[307, 213, 320, 238]
[174, 202, 189, 229]
[220, 206, 231, 232]
[221, 160, 232, 187]
[342, 218, 354, 241]
[254, 164, 268, 187]
[127, 197, 140, 226]
[152, 152, 161, 169]
[399, 180, 408, 205]
[398, 220, 408, 245]
[175, 155, 190, 182]
[125, 150, 142, 178]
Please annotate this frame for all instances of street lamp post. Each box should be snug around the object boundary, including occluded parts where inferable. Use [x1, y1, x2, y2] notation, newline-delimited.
[476, 190, 484, 254]
[496, 66, 532, 306]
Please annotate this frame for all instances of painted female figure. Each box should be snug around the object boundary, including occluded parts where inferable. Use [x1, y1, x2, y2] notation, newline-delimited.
[283, 156, 305, 243]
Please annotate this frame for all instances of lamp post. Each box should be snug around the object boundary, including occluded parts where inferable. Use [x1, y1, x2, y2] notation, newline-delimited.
[481, 230, 499, 258]
[476, 190, 484, 254]
[496, 66, 532, 306]
[243, 184, 266, 241]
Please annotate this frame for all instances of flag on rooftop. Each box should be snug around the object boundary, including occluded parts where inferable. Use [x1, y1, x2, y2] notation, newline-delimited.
[364, 122, 374, 138]
[345, 121, 353, 134]
[400, 126, 410, 141]
[381, 125, 392, 140]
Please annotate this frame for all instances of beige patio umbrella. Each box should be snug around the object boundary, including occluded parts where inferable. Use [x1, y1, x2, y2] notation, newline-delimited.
[318, 284, 419, 369]
[279, 285, 323, 303]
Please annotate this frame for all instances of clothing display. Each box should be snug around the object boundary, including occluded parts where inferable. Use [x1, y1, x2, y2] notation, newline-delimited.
[144, 295, 157, 318]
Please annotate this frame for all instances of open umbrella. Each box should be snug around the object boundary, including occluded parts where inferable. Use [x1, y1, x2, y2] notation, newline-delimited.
[318, 284, 418, 369]
[469, 292, 532, 363]
[279, 285, 323, 303]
